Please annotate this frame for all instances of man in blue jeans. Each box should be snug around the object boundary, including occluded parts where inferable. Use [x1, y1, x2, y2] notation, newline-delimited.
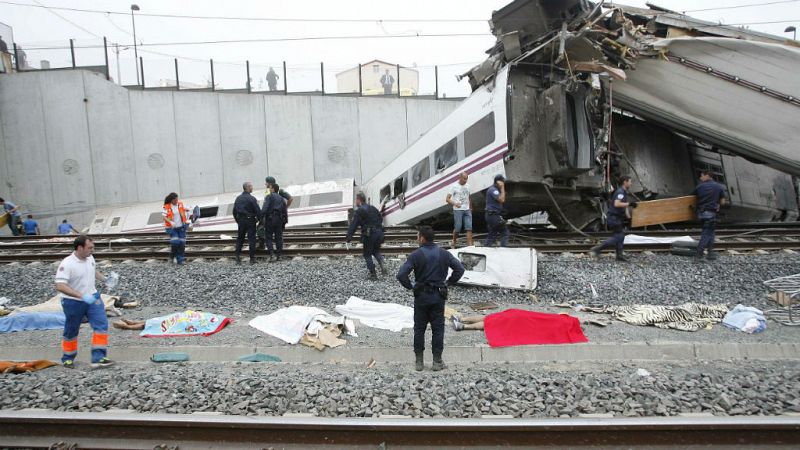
[692, 170, 728, 261]
[591, 176, 638, 261]
[0, 197, 21, 236]
[55, 236, 113, 368]
[446, 172, 473, 248]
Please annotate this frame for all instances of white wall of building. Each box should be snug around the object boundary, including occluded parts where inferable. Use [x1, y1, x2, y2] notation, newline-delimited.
[0, 69, 460, 234]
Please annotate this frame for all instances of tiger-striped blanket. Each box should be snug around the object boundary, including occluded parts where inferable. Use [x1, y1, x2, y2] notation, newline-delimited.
[608, 303, 729, 332]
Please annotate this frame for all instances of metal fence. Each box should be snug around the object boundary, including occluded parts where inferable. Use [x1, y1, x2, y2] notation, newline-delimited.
[5, 38, 475, 99]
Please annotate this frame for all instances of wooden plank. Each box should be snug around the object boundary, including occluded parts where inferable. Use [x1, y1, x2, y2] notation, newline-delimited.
[631, 195, 697, 228]
[0, 213, 7, 228]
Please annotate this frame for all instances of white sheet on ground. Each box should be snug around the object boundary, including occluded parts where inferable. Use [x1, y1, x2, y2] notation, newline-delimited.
[334, 296, 413, 332]
[448, 246, 537, 290]
[624, 235, 695, 245]
[249, 305, 356, 344]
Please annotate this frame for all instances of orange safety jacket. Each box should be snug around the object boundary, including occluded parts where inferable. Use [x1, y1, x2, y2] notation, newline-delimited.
[163, 201, 188, 228]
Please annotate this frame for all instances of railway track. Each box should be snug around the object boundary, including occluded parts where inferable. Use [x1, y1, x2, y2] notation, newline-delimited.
[0, 411, 798, 449]
[1, 226, 800, 263]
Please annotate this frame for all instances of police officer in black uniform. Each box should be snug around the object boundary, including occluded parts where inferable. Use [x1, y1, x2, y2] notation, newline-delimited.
[692, 170, 728, 260]
[346, 192, 387, 280]
[233, 181, 261, 264]
[591, 175, 638, 261]
[397, 226, 465, 371]
[262, 183, 288, 262]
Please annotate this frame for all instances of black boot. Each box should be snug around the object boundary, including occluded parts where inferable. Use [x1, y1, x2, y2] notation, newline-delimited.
[415, 353, 424, 372]
[235, 254, 242, 264]
[589, 245, 601, 258]
[432, 355, 446, 371]
[706, 251, 718, 261]
[379, 262, 388, 276]
[368, 271, 378, 281]
[615, 249, 628, 262]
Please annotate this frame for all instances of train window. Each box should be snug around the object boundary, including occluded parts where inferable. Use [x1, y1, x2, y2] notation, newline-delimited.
[198, 206, 218, 217]
[225, 204, 235, 216]
[147, 212, 162, 225]
[464, 113, 495, 156]
[411, 157, 430, 187]
[434, 138, 458, 174]
[308, 191, 344, 207]
[288, 196, 302, 209]
[693, 162, 727, 185]
[94, 218, 104, 224]
[393, 175, 408, 198]
[379, 185, 391, 203]
[110, 217, 121, 227]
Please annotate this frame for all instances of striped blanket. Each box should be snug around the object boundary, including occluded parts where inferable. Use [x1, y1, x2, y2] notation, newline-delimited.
[609, 303, 729, 332]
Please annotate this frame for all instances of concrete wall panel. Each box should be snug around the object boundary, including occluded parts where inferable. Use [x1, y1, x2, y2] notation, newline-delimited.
[218, 94, 267, 192]
[265, 96, 314, 186]
[83, 72, 138, 207]
[405, 99, 459, 145]
[0, 73, 53, 223]
[310, 97, 361, 183]
[39, 72, 95, 228]
[129, 90, 179, 202]
[357, 97, 408, 183]
[173, 92, 224, 196]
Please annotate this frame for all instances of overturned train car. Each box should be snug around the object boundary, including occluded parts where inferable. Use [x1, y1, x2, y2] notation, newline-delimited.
[365, 0, 800, 230]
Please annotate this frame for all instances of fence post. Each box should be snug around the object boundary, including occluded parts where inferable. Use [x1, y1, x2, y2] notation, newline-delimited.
[282, 61, 287, 94]
[174, 58, 180, 90]
[246, 60, 251, 93]
[358, 63, 362, 95]
[320, 62, 325, 95]
[396, 63, 400, 97]
[103, 37, 110, 80]
[210, 59, 215, 91]
[70, 39, 76, 68]
[13, 43, 19, 72]
[139, 57, 144, 88]
[434, 65, 439, 99]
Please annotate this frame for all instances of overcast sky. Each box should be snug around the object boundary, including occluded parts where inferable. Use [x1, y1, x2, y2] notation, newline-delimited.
[1, 0, 797, 96]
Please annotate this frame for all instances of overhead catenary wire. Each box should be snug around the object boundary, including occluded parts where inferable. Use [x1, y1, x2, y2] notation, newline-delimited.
[4, 0, 798, 23]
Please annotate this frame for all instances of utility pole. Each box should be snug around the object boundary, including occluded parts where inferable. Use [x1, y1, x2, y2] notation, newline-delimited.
[131, 4, 140, 85]
[114, 43, 122, 84]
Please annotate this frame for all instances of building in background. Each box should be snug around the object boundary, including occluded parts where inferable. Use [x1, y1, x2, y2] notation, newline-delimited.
[336, 59, 418, 96]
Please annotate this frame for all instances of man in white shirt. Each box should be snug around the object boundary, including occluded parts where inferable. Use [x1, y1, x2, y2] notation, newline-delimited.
[55, 236, 113, 368]
[446, 172, 473, 248]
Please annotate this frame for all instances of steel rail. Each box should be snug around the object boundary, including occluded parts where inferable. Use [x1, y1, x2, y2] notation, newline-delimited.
[1, 239, 800, 263]
[0, 411, 798, 449]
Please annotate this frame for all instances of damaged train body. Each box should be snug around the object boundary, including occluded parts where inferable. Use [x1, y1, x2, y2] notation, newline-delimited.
[364, 0, 800, 230]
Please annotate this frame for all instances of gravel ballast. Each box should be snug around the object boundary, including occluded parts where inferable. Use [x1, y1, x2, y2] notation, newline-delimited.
[0, 360, 798, 418]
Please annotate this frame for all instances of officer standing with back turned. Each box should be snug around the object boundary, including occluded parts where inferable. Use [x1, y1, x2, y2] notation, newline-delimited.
[233, 181, 261, 264]
[397, 226, 465, 372]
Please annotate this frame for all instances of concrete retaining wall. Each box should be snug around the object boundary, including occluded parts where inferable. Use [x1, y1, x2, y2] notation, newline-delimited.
[0, 70, 459, 233]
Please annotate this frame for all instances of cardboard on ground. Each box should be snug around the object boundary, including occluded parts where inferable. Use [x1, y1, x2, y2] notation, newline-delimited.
[631, 195, 697, 228]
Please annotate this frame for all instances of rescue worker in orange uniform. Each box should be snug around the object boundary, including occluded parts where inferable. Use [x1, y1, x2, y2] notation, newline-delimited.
[162, 192, 190, 264]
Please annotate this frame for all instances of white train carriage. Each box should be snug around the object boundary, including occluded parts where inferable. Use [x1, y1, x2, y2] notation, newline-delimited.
[89, 179, 354, 234]
[361, 68, 510, 227]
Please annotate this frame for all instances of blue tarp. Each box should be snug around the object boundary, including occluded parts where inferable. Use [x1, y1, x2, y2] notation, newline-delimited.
[0, 312, 65, 333]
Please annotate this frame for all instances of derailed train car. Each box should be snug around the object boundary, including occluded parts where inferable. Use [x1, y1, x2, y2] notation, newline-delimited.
[362, 0, 800, 230]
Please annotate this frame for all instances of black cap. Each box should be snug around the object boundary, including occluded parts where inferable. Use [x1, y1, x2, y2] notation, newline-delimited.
[494, 174, 505, 183]
[265, 176, 276, 184]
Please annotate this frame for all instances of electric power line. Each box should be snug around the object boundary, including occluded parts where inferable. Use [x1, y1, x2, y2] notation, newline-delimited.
[684, 0, 799, 13]
[23, 32, 494, 51]
[30, 0, 101, 38]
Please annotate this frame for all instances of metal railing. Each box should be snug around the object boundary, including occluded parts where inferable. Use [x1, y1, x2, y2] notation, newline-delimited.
[4, 38, 475, 99]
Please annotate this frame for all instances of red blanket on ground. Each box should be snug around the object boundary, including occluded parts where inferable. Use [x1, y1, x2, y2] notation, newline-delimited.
[483, 309, 588, 347]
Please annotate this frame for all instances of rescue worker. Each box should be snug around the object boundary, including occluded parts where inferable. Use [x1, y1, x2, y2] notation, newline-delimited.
[22, 214, 40, 236]
[0, 197, 21, 236]
[233, 181, 261, 264]
[397, 226, 465, 371]
[346, 192, 386, 280]
[692, 170, 728, 261]
[262, 183, 288, 262]
[58, 219, 79, 235]
[484, 174, 509, 247]
[162, 192, 190, 265]
[590, 175, 638, 261]
[55, 236, 113, 368]
[265, 176, 293, 208]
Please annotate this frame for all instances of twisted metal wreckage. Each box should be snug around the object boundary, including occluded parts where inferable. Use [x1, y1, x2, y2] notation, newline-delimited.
[459, 0, 800, 229]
